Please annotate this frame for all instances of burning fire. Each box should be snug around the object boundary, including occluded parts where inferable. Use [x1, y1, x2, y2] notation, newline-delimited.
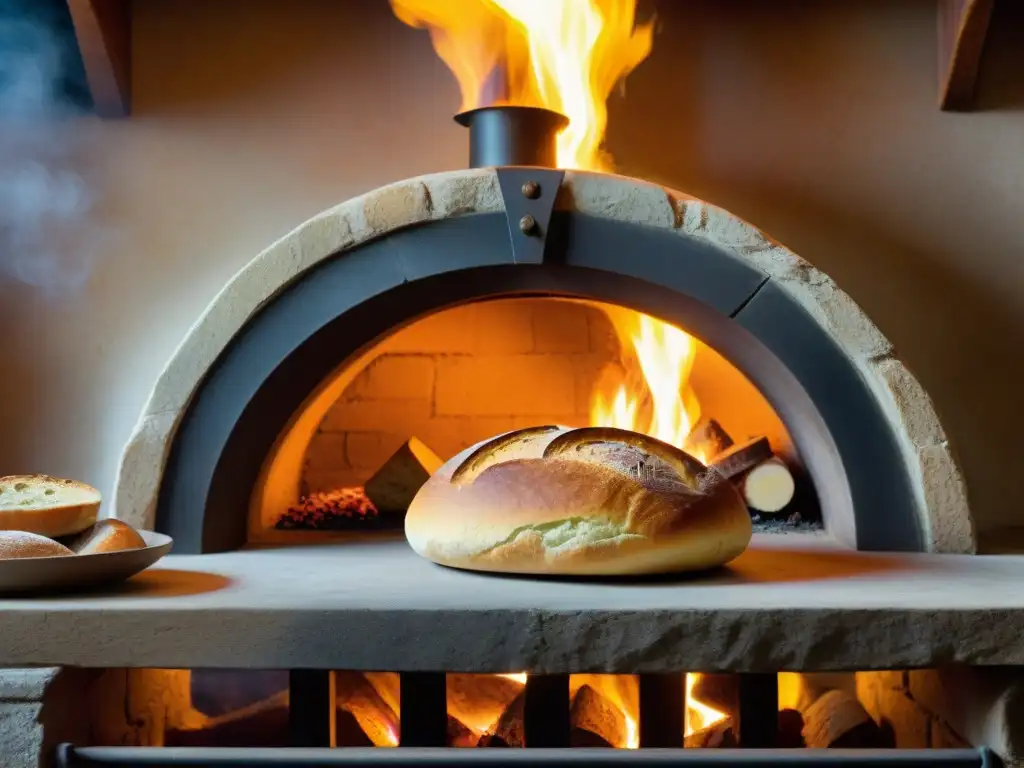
[685, 674, 728, 738]
[390, 0, 654, 170]
[591, 309, 705, 462]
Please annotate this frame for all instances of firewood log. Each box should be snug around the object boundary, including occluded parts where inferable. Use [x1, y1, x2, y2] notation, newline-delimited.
[711, 437, 773, 480]
[480, 690, 524, 747]
[741, 457, 796, 514]
[684, 419, 734, 462]
[363, 437, 442, 514]
[447, 674, 523, 737]
[684, 717, 737, 748]
[570, 684, 627, 748]
[165, 691, 289, 747]
[802, 689, 889, 748]
[448, 714, 480, 748]
[335, 671, 399, 747]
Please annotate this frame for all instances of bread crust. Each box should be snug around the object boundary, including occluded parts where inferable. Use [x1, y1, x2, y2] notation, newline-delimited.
[0, 531, 74, 560]
[405, 426, 752, 575]
[71, 519, 147, 555]
[0, 475, 100, 537]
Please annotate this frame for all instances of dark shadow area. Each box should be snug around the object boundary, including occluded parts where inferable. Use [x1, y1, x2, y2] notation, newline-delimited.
[974, 0, 1024, 111]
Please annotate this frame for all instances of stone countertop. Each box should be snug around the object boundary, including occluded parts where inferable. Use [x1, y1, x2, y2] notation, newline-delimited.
[1, 535, 1022, 672]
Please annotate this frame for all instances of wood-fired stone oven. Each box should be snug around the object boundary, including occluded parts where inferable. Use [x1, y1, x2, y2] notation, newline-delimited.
[2, 108, 1020, 768]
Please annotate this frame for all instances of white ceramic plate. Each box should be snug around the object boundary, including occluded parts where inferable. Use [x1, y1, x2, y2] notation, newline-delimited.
[0, 530, 173, 594]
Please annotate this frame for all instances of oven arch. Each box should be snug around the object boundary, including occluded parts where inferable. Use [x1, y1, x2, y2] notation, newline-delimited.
[113, 168, 972, 555]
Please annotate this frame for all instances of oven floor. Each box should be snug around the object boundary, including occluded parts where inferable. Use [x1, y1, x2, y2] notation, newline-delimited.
[1, 534, 1022, 672]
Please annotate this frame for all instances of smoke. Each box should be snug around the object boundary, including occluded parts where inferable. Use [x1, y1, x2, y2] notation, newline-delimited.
[0, 0, 108, 298]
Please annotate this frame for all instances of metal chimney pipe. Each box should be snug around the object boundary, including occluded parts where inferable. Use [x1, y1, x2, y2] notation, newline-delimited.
[454, 106, 569, 169]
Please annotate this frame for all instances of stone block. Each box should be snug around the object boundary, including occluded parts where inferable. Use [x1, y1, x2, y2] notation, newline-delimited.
[346, 355, 435, 401]
[0, 668, 60, 701]
[532, 301, 591, 354]
[304, 432, 349, 471]
[434, 355, 576, 417]
[0, 702, 43, 768]
[345, 432, 409, 472]
[778, 273, 893, 360]
[419, 416, 519, 462]
[380, 305, 478, 354]
[870, 358, 946, 447]
[363, 181, 431, 235]
[472, 300, 537, 354]
[558, 171, 676, 229]
[918, 443, 974, 553]
[426, 168, 503, 218]
[320, 397, 432, 434]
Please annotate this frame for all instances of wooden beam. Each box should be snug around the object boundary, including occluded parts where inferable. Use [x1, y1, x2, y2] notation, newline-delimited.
[938, 0, 995, 111]
[66, 0, 131, 117]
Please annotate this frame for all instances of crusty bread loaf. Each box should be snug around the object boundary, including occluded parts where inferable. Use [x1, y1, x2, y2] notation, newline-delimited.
[0, 475, 100, 537]
[0, 530, 74, 560]
[70, 519, 147, 555]
[405, 426, 752, 575]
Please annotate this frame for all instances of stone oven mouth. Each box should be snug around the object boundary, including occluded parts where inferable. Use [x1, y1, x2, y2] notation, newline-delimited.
[121, 101, 969, 557]
[265, 295, 821, 544]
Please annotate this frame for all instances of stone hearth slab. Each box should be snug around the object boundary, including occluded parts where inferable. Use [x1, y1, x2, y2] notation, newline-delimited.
[0, 535, 1022, 672]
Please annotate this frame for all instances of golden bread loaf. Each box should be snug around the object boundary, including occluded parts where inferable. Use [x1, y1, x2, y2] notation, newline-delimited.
[0, 530, 74, 560]
[0, 475, 100, 537]
[405, 426, 752, 575]
[70, 519, 147, 555]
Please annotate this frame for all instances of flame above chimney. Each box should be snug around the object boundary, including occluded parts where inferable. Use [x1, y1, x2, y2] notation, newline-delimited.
[390, 0, 654, 171]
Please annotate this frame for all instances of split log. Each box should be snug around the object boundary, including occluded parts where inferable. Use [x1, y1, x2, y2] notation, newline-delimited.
[335, 671, 399, 747]
[802, 689, 888, 748]
[363, 437, 442, 515]
[684, 419, 734, 462]
[741, 457, 796, 514]
[684, 717, 737, 748]
[711, 437, 773, 480]
[447, 674, 524, 738]
[690, 674, 738, 719]
[336, 709, 374, 747]
[570, 684, 627, 748]
[165, 691, 289, 748]
[479, 690, 525, 747]
[190, 670, 287, 718]
[448, 714, 480, 748]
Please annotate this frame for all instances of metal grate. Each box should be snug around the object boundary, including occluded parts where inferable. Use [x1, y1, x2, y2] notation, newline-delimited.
[55, 745, 1000, 767]
[54, 670, 1005, 767]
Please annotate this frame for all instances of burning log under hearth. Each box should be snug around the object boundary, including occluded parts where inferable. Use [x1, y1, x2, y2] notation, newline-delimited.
[569, 684, 629, 748]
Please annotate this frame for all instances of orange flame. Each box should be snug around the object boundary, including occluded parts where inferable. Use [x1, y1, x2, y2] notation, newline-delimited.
[389, 0, 654, 171]
[685, 674, 729, 737]
[591, 309, 704, 461]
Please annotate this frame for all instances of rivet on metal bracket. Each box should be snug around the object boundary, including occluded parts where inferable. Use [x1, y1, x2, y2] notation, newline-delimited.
[496, 167, 565, 265]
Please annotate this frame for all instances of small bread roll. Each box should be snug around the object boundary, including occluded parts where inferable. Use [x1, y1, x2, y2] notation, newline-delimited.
[0, 475, 100, 537]
[0, 531, 74, 560]
[405, 426, 752, 576]
[71, 519, 147, 555]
